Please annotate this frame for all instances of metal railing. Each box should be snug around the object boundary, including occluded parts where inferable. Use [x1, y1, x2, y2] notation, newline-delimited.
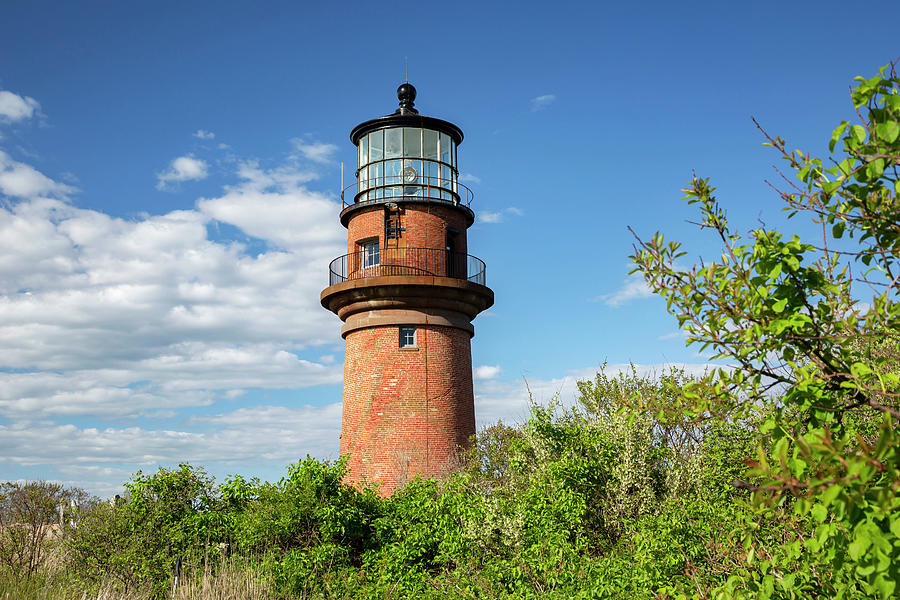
[328, 247, 486, 286]
[341, 176, 474, 209]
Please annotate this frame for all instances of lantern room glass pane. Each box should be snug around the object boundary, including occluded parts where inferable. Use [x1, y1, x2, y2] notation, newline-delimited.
[358, 166, 368, 190]
[385, 129, 401, 158]
[385, 159, 402, 187]
[440, 165, 451, 189]
[369, 130, 383, 162]
[423, 129, 438, 159]
[403, 127, 421, 157]
[424, 161, 439, 186]
[439, 133, 450, 164]
[359, 136, 368, 169]
[370, 162, 383, 188]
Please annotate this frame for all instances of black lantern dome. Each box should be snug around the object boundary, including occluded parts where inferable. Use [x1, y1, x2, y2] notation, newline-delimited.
[343, 84, 471, 225]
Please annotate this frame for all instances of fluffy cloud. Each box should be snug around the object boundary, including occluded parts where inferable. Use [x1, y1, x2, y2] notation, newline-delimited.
[290, 138, 338, 164]
[0, 91, 40, 122]
[198, 160, 341, 251]
[0, 151, 75, 198]
[596, 274, 652, 307]
[474, 362, 721, 427]
[0, 139, 349, 494]
[474, 365, 501, 380]
[530, 94, 556, 112]
[479, 207, 523, 224]
[193, 129, 215, 140]
[0, 401, 343, 496]
[156, 155, 209, 190]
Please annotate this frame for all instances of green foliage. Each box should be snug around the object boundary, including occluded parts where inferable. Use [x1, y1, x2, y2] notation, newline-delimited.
[633, 62, 900, 598]
[65, 463, 220, 596]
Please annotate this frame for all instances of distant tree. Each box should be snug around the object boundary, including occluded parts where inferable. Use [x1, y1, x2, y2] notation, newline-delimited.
[632, 63, 900, 598]
[0, 481, 88, 584]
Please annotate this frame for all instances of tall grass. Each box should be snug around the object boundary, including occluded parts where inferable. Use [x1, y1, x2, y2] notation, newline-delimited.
[0, 552, 276, 600]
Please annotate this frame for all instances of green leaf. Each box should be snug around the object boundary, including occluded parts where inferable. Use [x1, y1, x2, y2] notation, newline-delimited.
[875, 121, 899, 143]
[850, 124, 867, 144]
[851, 362, 873, 378]
[866, 158, 885, 179]
[890, 516, 900, 539]
[830, 121, 849, 151]
[832, 222, 845, 238]
[820, 484, 842, 506]
[811, 503, 828, 523]
[772, 298, 788, 313]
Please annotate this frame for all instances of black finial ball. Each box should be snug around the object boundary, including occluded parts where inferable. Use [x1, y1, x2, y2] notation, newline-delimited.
[397, 82, 417, 106]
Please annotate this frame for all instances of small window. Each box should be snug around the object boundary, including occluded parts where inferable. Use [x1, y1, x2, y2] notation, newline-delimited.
[360, 240, 379, 268]
[399, 327, 417, 348]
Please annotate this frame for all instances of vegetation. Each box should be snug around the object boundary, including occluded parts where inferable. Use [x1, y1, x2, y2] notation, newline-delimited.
[1, 63, 897, 598]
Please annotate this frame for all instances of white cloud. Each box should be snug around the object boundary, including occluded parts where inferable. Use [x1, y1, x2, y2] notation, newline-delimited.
[596, 274, 653, 307]
[19, 402, 335, 468]
[0, 151, 75, 199]
[197, 160, 342, 251]
[657, 331, 688, 341]
[0, 143, 352, 493]
[0, 91, 41, 122]
[474, 362, 722, 427]
[479, 207, 523, 224]
[290, 138, 339, 164]
[459, 173, 481, 184]
[474, 365, 501, 380]
[530, 94, 556, 112]
[0, 402, 343, 496]
[193, 129, 215, 140]
[156, 155, 209, 190]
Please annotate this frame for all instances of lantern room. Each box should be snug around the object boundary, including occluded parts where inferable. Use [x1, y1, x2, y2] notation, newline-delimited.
[345, 83, 471, 216]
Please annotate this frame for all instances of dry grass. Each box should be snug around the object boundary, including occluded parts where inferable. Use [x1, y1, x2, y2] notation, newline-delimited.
[170, 557, 276, 600]
[1, 553, 277, 600]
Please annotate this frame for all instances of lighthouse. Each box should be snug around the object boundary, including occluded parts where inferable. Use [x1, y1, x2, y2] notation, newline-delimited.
[321, 83, 493, 493]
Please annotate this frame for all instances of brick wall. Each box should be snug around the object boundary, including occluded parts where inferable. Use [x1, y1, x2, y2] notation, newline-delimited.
[340, 323, 475, 493]
[347, 204, 469, 255]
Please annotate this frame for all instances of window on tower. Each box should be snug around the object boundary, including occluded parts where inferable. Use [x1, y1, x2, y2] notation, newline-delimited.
[360, 239, 379, 268]
[399, 327, 417, 348]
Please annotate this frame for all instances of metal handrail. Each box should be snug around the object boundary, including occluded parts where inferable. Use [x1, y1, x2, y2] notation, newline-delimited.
[328, 247, 486, 286]
[341, 176, 474, 209]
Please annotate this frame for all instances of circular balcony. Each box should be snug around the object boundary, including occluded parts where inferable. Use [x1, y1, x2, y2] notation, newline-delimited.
[341, 176, 473, 210]
[327, 247, 486, 287]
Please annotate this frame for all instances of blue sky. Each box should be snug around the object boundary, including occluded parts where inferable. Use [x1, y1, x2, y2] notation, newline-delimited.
[1, 0, 896, 496]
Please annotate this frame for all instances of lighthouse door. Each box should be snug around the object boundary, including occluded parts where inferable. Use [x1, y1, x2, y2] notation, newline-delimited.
[445, 232, 457, 278]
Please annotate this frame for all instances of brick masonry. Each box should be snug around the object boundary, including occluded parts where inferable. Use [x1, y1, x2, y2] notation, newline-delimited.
[340, 323, 475, 492]
[321, 199, 491, 495]
[347, 204, 469, 255]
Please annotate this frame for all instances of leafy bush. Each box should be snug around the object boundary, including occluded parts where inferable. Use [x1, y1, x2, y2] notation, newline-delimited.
[65, 464, 220, 596]
[633, 62, 900, 598]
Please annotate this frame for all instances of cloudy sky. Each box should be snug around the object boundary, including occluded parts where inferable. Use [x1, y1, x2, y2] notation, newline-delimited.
[1, 1, 895, 496]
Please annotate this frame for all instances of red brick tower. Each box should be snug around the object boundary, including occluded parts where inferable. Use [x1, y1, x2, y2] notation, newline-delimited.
[321, 83, 493, 493]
